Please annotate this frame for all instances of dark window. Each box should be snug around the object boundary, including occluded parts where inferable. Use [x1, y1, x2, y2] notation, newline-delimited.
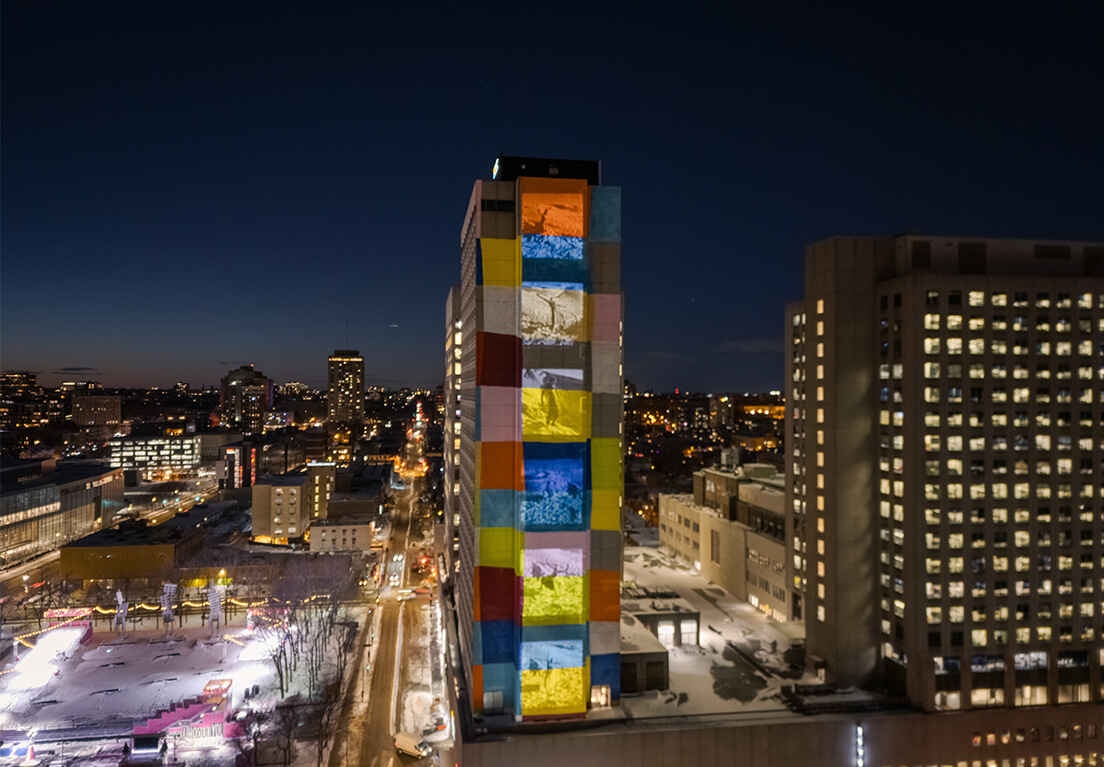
[1035, 243, 1071, 260]
[959, 242, 987, 274]
[710, 530, 720, 565]
[912, 240, 931, 268]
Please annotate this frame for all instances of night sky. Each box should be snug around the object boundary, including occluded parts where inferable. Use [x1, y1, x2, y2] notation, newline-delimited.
[3, 3, 1102, 393]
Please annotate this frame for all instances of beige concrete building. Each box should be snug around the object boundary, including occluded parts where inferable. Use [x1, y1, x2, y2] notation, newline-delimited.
[659, 463, 792, 622]
[250, 474, 307, 544]
[306, 461, 335, 521]
[310, 515, 375, 552]
[785, 235, 1104, 712]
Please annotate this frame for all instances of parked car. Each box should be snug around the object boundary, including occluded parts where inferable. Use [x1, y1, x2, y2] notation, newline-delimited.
[394, 731, 432, 757]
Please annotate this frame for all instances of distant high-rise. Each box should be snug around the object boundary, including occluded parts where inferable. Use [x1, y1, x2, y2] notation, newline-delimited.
[327, 350, 364, 426]
[786, 235, 1104, 712]
[446, 156, 623, 720]
[219, 365, 272, 435]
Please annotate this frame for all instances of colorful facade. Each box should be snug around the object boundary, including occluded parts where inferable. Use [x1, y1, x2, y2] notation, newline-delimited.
[455, 157, 622, 719]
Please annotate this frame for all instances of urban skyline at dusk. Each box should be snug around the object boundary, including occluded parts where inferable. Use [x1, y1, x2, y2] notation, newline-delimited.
[3, 4, 1103, 392]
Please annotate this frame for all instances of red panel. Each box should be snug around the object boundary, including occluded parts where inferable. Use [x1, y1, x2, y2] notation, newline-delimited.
[478, 566, 519, 622]
[477, 332, 522, 388]
[473, 664, 483, 710]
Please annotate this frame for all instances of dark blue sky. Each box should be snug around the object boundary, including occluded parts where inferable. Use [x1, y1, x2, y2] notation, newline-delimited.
[4, 3, 1102, 392]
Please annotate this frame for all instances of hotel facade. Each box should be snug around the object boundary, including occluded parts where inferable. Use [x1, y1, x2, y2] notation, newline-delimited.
[446, 156, 623, 720]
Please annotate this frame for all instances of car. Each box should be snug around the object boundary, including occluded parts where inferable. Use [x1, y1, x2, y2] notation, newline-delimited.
[394, 732, 432, 758]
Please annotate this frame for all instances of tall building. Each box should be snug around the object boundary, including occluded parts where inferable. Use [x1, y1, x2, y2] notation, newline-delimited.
[219, 365, 272, 435]
[447, 156, 623, 720]
[443, 286, 463, 579]
[785, 235, 1104, 713]
[327, 349, 365, 426]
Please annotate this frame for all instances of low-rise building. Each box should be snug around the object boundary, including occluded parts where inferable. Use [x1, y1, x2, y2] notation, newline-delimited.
[58, 505, 227, 582]
[310, 514, 375, 552]
[659, 462, 794, 622]
[250, 475, 308, 544]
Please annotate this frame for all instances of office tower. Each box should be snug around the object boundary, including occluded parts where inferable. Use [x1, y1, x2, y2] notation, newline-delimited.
[72, 395, 122, 429]
[444, 286, 462, 580]
[327, 349, 365, 426]
[219, 364, 272, 435]
[785, 235, 1103, 711]
[448, 156, 623, 720]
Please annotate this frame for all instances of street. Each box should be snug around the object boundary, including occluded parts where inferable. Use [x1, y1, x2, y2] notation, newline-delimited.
[330, 414, 436, 767]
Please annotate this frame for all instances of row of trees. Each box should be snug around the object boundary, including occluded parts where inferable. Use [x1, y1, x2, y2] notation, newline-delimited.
[248, 555, 359, 767]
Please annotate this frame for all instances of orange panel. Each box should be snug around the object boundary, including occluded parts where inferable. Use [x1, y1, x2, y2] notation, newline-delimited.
[519, 177, 590, 237]
[589, 570, 620, 622]
[480, 441, 524, 491]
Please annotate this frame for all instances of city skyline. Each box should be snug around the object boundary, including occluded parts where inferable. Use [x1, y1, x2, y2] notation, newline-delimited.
[3, 4, 1103, 393]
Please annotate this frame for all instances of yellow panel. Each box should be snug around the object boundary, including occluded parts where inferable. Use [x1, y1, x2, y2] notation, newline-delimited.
[590, 438, 622, 491]
[481, 237, 521, 287]
[520, 665, 588, 716]
[522, 575, 585, 625]
[521, 389, 591, 440]
[479, 527, 519, 570]
[591, 489, 620, 531]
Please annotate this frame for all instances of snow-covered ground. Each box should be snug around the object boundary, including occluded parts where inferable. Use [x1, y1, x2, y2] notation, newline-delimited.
[0, 604, 371, 767]
[620, 545, 821, 719]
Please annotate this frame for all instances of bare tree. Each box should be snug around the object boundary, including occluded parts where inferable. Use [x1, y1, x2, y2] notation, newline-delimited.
[311, 684, 343, 767]
[272, 700, 301, 767]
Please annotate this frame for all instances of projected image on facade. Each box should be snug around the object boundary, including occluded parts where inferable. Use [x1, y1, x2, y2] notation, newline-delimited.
[522, 576, 585, 624]
[522, 233, 584, 260]
[521, 282, 584, 344]
[523, 546, 585, 577]
[521, 449, 585, 529]
[521, 639, 584, 671]
[522, 368, 583, 391]
[521, 389, 589, 438]
[521, 666, 587, 715]
[521, 187, 586, 237]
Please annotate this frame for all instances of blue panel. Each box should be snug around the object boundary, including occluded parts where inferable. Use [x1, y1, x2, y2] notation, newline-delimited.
[480, 489, 518, 528]
[521, 257, 589, 287]
[521, 639, 585, 671]
[479, 620, 519, 665]
[521, 442, 590, 531]
[589, 187, 621, 243]
[590, 653, 621, 699]
[476, 240, 485, 284]
[522, 234, 584, 260]
[522, 623, 587, 646]
[481, 662, 519, 711]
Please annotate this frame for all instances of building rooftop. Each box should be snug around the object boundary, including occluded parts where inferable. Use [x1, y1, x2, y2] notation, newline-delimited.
[253, 475, 307, 488]
[1, 460, 119, 497]
[63, 503, 229, 548]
